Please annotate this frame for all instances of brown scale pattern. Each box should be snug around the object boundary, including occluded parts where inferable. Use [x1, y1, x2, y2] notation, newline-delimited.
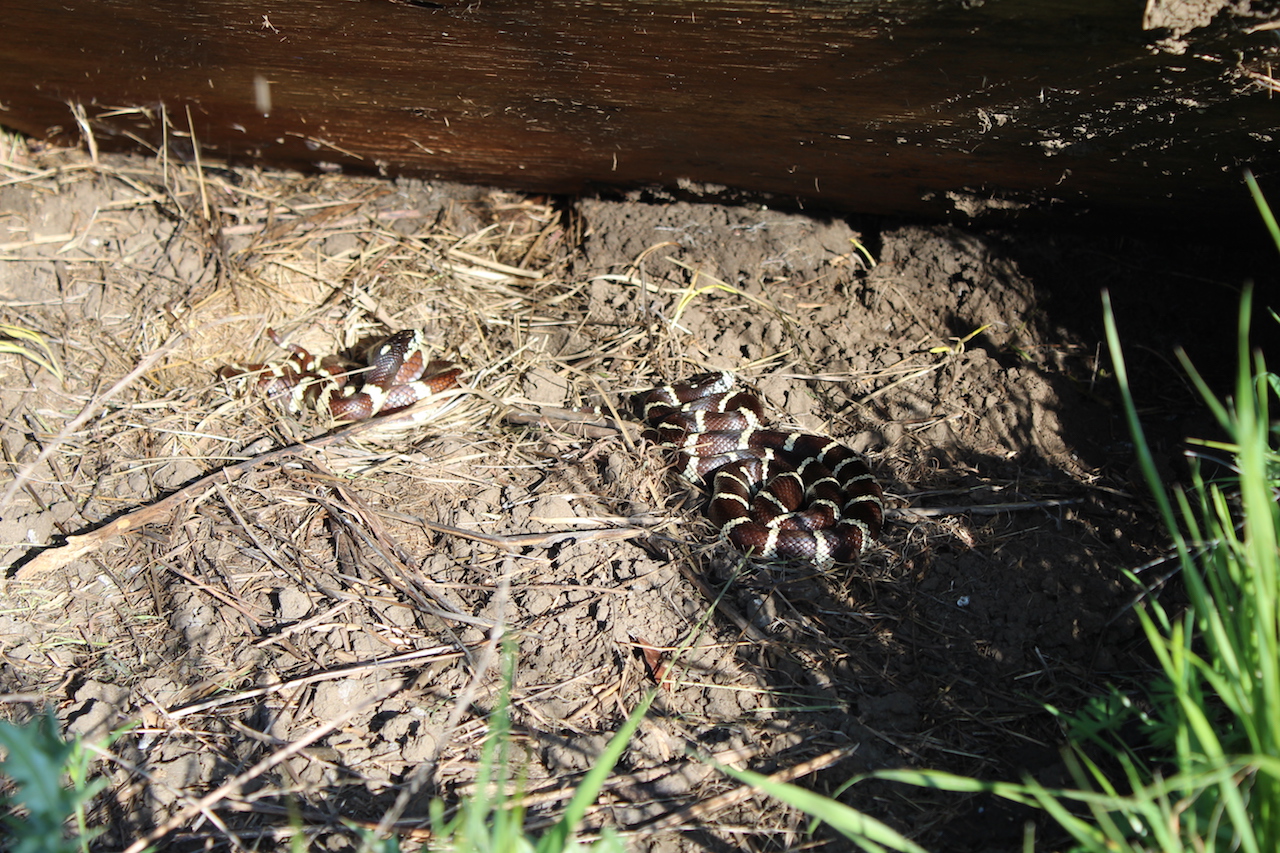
[219, 329, 461, 421]
[637, 373, 882, 570]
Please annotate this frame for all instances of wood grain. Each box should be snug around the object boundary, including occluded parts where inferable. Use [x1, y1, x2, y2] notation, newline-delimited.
[1, 0, 1275, 224]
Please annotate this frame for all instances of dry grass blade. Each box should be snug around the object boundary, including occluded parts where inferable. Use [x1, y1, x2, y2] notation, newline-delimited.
[167, 645, 465, 719]
[664, 257, 791, 323]
[0, 322, 64, 382]
[8, 395, 466, 584]
[893, 497, 1085, 520]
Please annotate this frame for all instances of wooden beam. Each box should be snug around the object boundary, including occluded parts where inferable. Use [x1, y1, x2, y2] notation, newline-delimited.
[1, 0, 1275, 224]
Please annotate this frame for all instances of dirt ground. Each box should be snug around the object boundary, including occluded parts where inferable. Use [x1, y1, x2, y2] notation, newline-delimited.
[0, 136, 1266, 851]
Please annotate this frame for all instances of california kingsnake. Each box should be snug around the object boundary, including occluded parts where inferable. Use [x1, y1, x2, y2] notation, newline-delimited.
[636, 373, 883, 569]
[219, 329, 462, 421]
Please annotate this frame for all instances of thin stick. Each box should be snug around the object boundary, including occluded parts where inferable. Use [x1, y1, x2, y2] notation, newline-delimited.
[504, 404, 639, 440]
[168, 645, 462, 719]
[891, 498, 1084, 520]
[373, 552, 516, 835]
[855, 361, 944, 406]
[414, 515, 658, 551]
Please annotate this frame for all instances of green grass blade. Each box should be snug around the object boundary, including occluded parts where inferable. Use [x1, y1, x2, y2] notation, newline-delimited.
[1102, 290, 1192, 570]
[1245, 170, 1280, 253]
[715, 763, 929, 853]
[534, 688, 658, 853]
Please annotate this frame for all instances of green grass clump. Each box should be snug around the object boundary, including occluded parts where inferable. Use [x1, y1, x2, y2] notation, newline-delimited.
[837, 178, 1280, 852]
[1033, 268, 1280, 851]
[0, 709, 104, 853]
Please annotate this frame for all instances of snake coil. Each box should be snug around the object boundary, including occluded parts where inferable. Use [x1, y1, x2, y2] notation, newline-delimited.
[637, 373, 882, 569]
[220, 329, 461, 421]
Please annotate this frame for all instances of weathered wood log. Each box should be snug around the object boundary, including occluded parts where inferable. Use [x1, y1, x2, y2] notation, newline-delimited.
[1, 0, 1276, 224]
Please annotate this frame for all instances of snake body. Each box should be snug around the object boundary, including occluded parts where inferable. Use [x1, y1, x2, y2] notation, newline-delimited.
[637, 373, 882, 569]
[220, 329, 461, 421]
[225, 345, 877, 565]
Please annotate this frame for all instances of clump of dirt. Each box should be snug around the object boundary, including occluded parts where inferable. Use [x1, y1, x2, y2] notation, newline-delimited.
[0, 134, 1247, 851]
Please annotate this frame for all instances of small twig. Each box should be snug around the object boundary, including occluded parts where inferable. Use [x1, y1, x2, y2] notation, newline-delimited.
[156, 550, 271, 629]
[414, 515, 661, 551]
[514, 745, 759, 831]
[675, 560, 771, 645]
[372, 549, 517, 835]
[311, 474, 472, 615]
[252, 599, 356, 649]
[82, 741, 243, 853]
[855, 361, 945, 406]
[213, 482, 298, 583]
[230, 746, 754, 844]
[309, 478, 478, 668]
[505, 404, 639, 440]
[890, 498, 1084, 521]
[167, 645, 463, 719]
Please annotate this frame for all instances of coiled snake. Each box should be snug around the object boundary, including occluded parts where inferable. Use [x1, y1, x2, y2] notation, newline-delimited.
[636, 373, 883, 569]
[219, 329, 461, 421]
